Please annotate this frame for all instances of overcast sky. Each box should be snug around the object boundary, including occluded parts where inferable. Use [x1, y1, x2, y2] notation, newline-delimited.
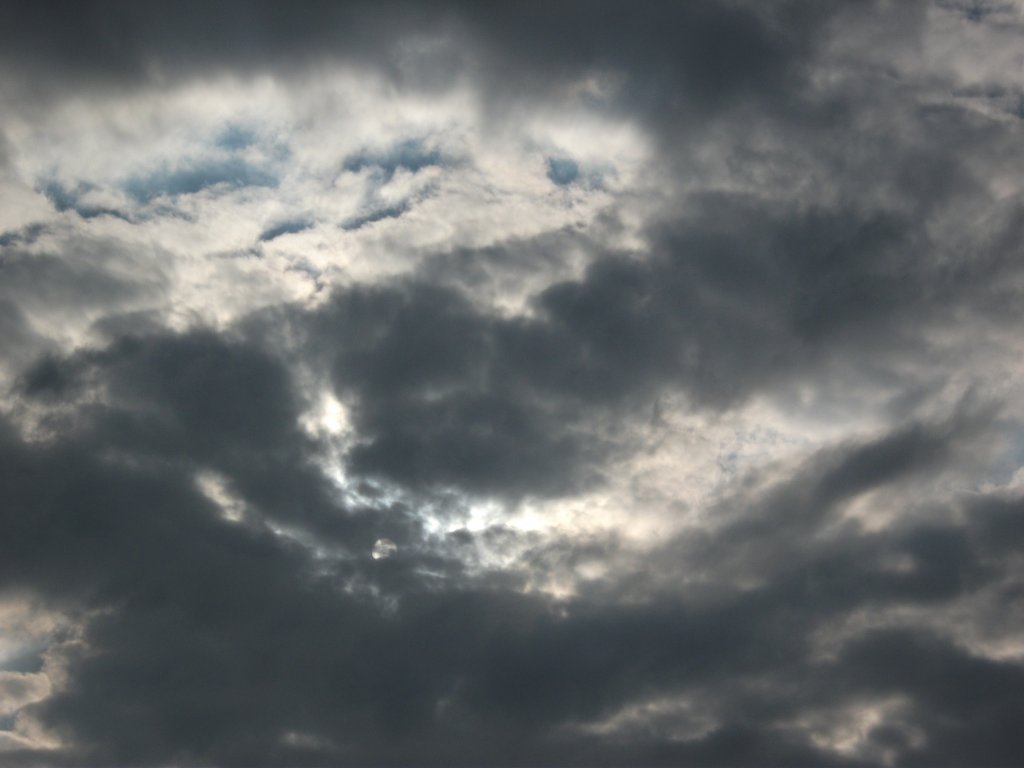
[2, 1, 1024, 766]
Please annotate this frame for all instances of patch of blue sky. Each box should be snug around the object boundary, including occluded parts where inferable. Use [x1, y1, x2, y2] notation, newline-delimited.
[40, 180, 130, 221]
[0, 644, 46, 675]
[340, 201, 411, 231]
[258, 219, 315, 242]
[215, 123, 259, 151]
[341, 138, 444, 182]
[545, 156, 609, 189]
[0, 222, 46, 247]
[124, 157, 278, 203]
[341, 176, 439, 231]
[215, 122, 291, 161]
[546, 157, 580, 186]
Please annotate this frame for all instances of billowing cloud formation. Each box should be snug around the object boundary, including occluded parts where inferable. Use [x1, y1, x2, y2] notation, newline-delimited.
[3, 2, 1024, 766]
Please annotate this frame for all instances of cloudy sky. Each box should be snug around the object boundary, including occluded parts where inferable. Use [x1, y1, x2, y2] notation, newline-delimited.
[2, 1, 1024, 766]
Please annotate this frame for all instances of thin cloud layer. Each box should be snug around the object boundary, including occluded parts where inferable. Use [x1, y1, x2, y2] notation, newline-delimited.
[2, 2, 1024, 766]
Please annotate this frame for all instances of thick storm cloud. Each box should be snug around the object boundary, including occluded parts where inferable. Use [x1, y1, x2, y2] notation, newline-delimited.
[2, 2, 1024, 766]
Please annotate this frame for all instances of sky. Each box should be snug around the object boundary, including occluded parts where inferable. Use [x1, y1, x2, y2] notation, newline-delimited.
[1, 1, 1024, 766]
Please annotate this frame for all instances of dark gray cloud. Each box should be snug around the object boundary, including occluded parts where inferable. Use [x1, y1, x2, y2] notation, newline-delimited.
[291, 182, 1023, 500]
[3, 1, 1024, 766]
[0, 1, 834, 108]
[0, 1, 440, 104]
[4, 351, 1022, 767]
[0, 239, 168, 374]
[16, 329, 416, 549]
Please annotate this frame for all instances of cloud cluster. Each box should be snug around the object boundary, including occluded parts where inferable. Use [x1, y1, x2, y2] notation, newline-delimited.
[3, 2, 1024, 766]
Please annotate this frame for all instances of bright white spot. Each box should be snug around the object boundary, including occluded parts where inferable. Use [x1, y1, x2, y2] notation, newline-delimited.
[194, 470, 246, 522]
[372, 538, 398, 560]
[299, 391, 351, 439]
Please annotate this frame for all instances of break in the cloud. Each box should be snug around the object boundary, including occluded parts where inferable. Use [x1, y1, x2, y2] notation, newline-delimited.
[2, 1, 1024, 766]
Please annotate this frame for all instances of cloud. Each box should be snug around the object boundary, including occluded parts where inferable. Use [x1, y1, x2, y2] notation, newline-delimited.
[2, 2, 1024, 766]
[3, 364, 1020, 767]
